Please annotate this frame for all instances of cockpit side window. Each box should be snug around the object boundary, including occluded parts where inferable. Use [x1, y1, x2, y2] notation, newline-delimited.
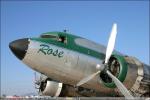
[58, 35, 67, 44]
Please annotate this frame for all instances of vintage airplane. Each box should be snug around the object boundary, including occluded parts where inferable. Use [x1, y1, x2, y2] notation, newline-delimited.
[9, 23, 150, 98]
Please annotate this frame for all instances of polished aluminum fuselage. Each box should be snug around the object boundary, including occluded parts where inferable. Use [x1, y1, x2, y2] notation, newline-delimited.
[23, 39, 114, 93]
[22, 39, 150, 96]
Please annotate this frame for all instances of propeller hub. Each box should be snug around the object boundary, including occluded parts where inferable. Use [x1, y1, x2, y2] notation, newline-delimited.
[96, 64, 105, 71]
[100, 56, 120, 83]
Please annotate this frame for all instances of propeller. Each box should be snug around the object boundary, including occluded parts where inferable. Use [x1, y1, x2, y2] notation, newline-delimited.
[106, 70, 134, 98]
[105, 23, 117, 64]
[34, 72, 41, 89]
[76, 70, 101, 87]
[76, 23, 134, 98]
[76, 23, 117, 86]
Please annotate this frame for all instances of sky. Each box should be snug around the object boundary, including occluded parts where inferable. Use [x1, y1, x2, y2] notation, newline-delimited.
[1, 1, 149, 96]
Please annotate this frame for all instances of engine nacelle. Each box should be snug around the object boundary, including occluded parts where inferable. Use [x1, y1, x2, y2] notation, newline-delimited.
[39, 79, 63, 97]
[99, 54, 150, 97]
[36, 77, 98, 97]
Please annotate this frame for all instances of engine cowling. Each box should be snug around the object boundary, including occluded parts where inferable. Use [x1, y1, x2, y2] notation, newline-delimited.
[100, 54, 128, 88]
[39, 79, 63, 97]
[99, 54, 150, 97]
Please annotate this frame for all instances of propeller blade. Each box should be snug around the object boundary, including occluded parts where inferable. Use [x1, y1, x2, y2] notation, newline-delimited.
[106, 70, 134, 99]
[105, 23, 117, 64]
[76, 71, 101, 87]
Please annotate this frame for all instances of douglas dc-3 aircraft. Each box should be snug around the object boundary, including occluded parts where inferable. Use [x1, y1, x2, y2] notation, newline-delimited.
[9, 24, 150, 98]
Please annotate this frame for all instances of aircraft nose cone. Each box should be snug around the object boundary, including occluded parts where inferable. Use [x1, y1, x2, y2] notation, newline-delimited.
[9, 38, 29, 60]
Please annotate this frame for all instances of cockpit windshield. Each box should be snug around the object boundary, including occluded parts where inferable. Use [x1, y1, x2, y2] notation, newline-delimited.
[40, 34, 58, 40]
[40, 34, 57, 38]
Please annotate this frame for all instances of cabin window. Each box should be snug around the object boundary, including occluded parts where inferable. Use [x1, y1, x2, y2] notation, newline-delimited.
[75, 38, 106, 54]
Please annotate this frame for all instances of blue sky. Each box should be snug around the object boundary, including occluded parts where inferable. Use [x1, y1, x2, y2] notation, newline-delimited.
[1, 1, 149, 96]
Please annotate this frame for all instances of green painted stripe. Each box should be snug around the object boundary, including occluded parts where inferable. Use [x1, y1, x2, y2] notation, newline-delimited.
[30, 32, 105, 60]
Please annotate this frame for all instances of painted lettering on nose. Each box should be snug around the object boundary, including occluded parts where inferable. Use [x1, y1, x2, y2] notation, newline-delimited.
[38, 44, 64, 58]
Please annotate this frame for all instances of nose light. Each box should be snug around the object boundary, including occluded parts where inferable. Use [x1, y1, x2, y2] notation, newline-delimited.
[9, 38, 29, 60]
